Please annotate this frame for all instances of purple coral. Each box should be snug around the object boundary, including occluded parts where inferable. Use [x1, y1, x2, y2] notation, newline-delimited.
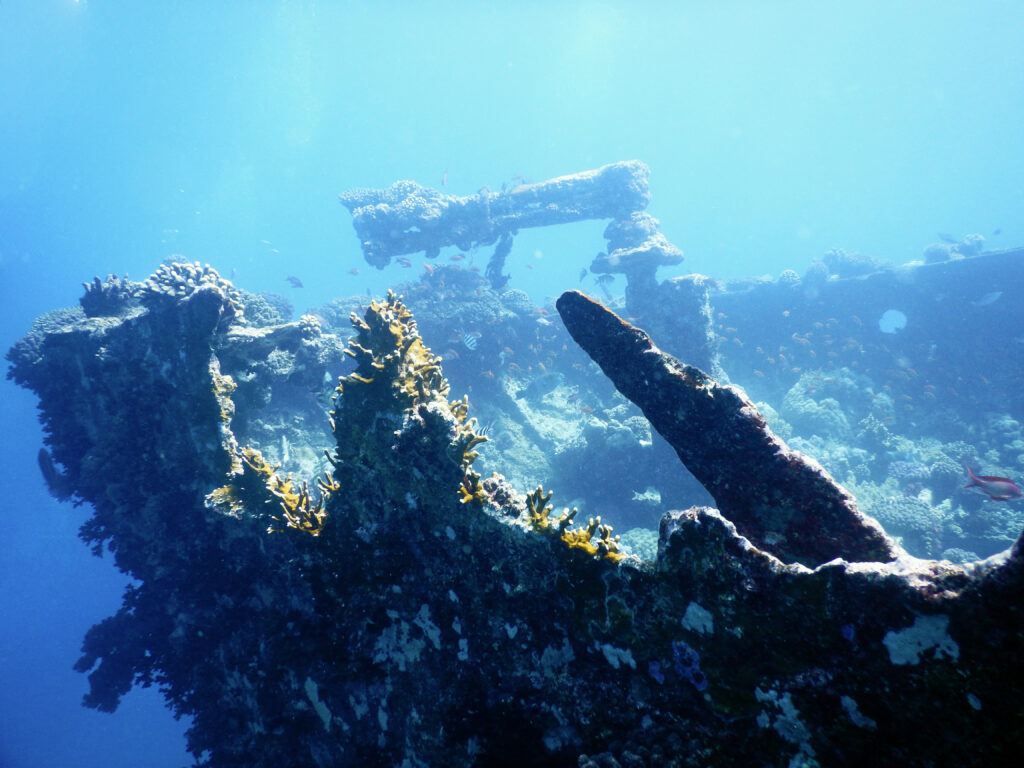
[672, 641, 708, 692]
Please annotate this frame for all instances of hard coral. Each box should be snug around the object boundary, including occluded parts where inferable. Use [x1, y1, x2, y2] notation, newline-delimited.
[327, 291, 489, 512]
[207, 446, 335, 535]
[79, 274, 140, 318]
[525, 484, 626, 562]
[141, 261, 244, 327]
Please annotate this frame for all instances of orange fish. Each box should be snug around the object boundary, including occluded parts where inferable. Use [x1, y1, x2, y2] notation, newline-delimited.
[348, 268, 360, 275]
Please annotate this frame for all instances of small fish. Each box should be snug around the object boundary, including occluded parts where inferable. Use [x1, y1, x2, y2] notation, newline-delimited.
[971, 291, 1002, 307]
[578, 268, 588, 283]
[442, 171, 448, 186]
[423, 263, 435, 275]
[993, 228, 1002, 236]
[963, 466, 1024, 501]
[348, 268, 360, 276]
[396, 257, 412, 268]
[286, 275, 304, 288]
[459, 331, 480, 351]
[937, 233, 958, 244]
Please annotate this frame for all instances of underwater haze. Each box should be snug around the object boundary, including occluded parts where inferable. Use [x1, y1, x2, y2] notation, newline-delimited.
[2, 2, 1023, 767]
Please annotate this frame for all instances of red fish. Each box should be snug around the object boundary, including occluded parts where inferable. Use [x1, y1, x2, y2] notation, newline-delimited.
[963, 466, 1023, 501]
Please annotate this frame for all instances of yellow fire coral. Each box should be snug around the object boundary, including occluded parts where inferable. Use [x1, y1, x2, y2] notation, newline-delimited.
[206, 447, 336, 536]
[328, 291, 488, 506]
[526, 484, 626, 563]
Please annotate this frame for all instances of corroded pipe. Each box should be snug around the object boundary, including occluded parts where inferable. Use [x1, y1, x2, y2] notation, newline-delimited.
[339, 160, 651, 268]
[555, 288, 899, 567]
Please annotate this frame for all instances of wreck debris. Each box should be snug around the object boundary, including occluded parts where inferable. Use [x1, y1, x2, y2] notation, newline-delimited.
[555, 288, 898, 567]
[339, 160, 651, 268]
[591, 212, 684, 311]
[7, 264, 1024, 766]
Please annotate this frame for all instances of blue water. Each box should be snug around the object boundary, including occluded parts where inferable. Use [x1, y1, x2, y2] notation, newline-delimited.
[1, 2, 1022, 765]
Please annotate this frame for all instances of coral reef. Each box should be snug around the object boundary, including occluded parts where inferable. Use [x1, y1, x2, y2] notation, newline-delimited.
[7, 269, 1024, 767]
[776, 268, 801, 287]
[239, 290, 294, 326]
[869, 495, 945, 558]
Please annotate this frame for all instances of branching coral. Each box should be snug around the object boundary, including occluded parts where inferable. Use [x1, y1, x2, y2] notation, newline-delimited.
[525, 484, 626, 562]
[211, 291, 492, 545]
[206, 447, 336, 536]
[327, 291, 489, 507]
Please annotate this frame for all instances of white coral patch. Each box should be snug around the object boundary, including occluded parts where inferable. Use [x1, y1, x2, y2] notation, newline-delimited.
[682, 601, 714, 635]
[303, 677, 332, 732]
[540, 639, 575, 676]
[600, 643, 636, 670]
[840, 695, 877, 730]
[413, 604, 441, 650]
[882, 614, 959, 665]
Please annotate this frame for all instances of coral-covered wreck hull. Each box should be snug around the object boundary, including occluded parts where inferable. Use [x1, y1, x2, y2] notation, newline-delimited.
[7, 266, 1023, 766]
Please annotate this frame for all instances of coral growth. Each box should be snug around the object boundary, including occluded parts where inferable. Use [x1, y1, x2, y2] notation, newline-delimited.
[525, 484, 626, 562]
[207, 446, 336, 535]
[79, 274, 140, 317]
[327, 291, 489, 508]
[141, 261, 244, 328]
[8, 265, 1024, 767]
